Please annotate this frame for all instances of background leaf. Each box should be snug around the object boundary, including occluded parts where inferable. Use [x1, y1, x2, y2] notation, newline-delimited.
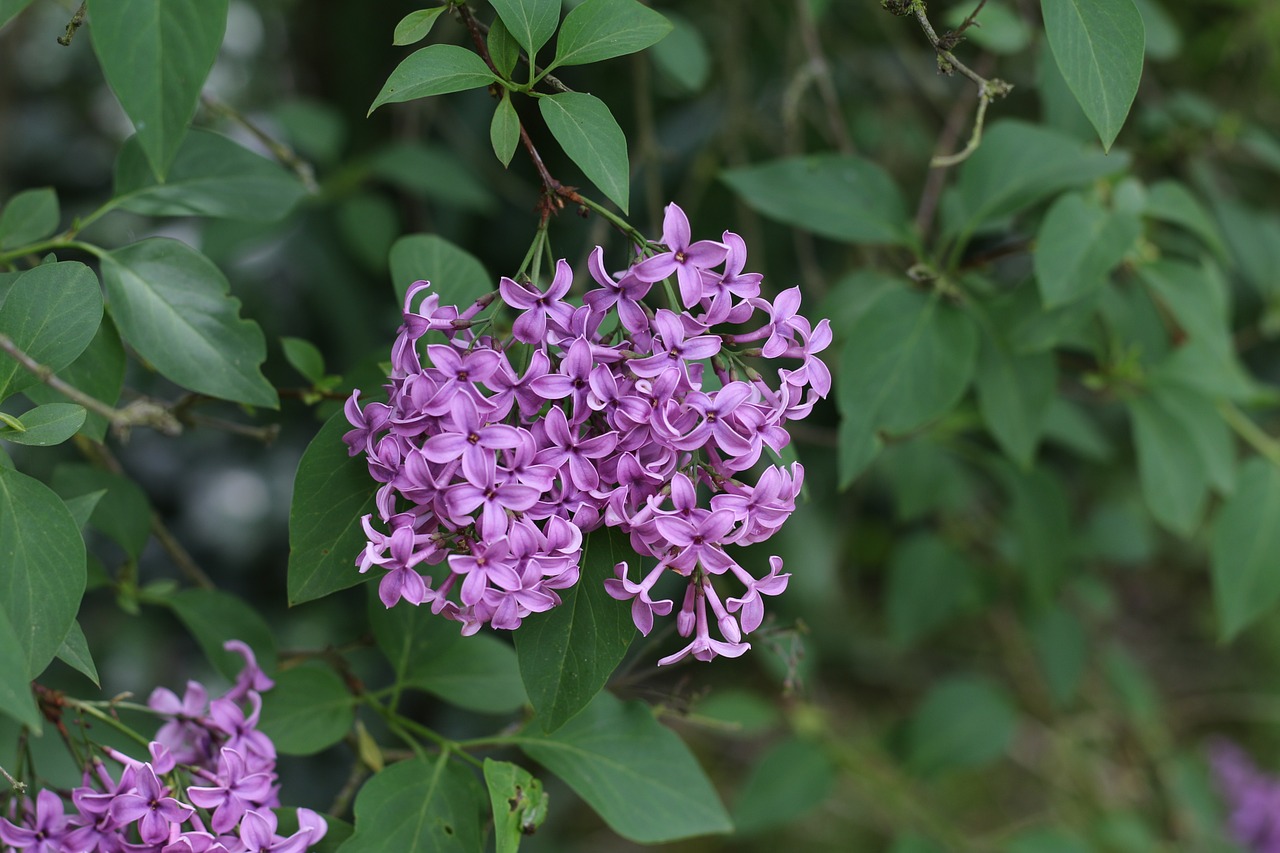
[906, 675, 1018, 775]
[0, 403, 85, 446]
[886, 535, 978, 649]
[165, 588, 277, 680]
[258, 664, 355, 755]
[517, 692, 732, 843]
[100, 237, 277, 407]
[723, 154, 910, 246]
[52, 465, 151, 560]
[551, 0, 672, 68]
[371, 587, 526, 714]
[1041, 0, 1146, 150]
[514, 526, 634, 732]
[0, 466, 86, 678]
[113, 129, 307, 222]
[0, 187, 58, 250]
[0, 0, 37, 29]
[1034, 193, 1141, 307]
[0, 607, 40, 732]
[340, 758, 484, 853]
[1212, 458, 1280, 641]
[369, 44, 496, 114]
[389, 234, 493, 309]
[288, 411, 378, 605]
[392, 8, 445, 46]
[0, 261, 102, 403]
[730, 737, 836, 834]
[22, 317, 125, 442]
[538, 92, 630, 212]
[87, 0, 229, 178]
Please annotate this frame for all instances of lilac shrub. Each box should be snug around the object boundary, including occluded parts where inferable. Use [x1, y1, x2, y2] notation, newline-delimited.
[0, 642, 327, 853]
[345, 202, 830, 663]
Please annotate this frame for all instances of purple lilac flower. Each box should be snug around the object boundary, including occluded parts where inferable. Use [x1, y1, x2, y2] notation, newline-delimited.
[345, 202, 829, 662]
[1211, 739, 1280, 852]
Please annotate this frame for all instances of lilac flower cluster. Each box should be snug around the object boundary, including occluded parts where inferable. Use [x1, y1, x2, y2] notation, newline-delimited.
[345, 202, 830, 663]
[0, 641, 327, 853]
[1212, 739, 1280, 852]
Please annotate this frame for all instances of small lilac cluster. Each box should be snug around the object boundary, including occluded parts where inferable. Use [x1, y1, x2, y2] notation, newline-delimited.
[0, 642, 327, 853]
[345, 202, 830, 663]
[1211, 739, 1280, 852]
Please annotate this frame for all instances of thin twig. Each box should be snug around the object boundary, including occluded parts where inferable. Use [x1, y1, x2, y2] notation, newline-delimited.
[906, 0, 1012, 167]
[56, 2, 86, 46]
[0, 332, 182, 438]
[200, 94, 320, 194]
[794, 0, 855, 155]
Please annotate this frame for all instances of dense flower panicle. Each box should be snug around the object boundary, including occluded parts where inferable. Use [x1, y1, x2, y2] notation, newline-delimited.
[345, 202, 830, 662]
[0, 640, 326, 853]
[1211, 740, 1280, 852]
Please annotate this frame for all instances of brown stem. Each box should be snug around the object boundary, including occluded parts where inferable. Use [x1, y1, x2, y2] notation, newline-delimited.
[794, 0, 855, 155]
[56, 2, 86, 47]
[200, 94, 320, 194]
[0, 332, 182, 438]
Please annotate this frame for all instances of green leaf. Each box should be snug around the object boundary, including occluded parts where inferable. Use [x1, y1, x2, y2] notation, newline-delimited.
[392, 7, 445, 46]
[906, 675, 1018, 775]
[389, 234, 493, 313]
[1001, 464, 1074, 600]
[1030, 605, 1087, 707]
[340, 757, 484, 853]
[515, 527, 633, 732]
[166, 588, 276, 680]
[723, 154, 910, 246]
[52, 465, 151, 559]
[551, 0, 672, 68]
[0, 466, 86, 679]
[281, 337, 326, 384]
[112, 130, 307, 222]
[0, 606, 40, 732]
[836, 288, 979, 487]
[63, 491, 105, 532]
[0, 261, 103, 403]
[1003, 828, 1091, 853]
[490, 92, 521, 168]
[258, 664, 355, 755]
[1131, 0, 1178, 59]
[517, 691, 732, 842]
[56, 620, 100, 687]
[538, 92, 630, 213]
[1143, 180, 1225, 258]
[650, 12, 711, 92]
[1137, 259, 1232, 359]
[0, 0, 38, 29]
[942, 1, 1030, 54]
[100, 237, 277, 407]
[371, 587, 527, 714]
[0, 187, 58, 251]
[1212, 458, 1280, 641]
[490, 0, 560, 58]
[886, 535, 977, 649]
[367, 142, 496, 213]
[488, 17, 521, 79]
[23, 316, 125, 442]
[288, 411, 378, 605]
[1034, 193, 1141, 307]
[1040, 0, 1145, 150]
[368, 44, 497, 114]
[975, 326, 1057, 467]
[0, 404, 85, 446]
[483, 759, 547, 853]
[1043, 399, 1113, 461]
[731, 737, 835, 834]
[1128, 390, 1210, 536]
[947, 120, 1129, 241]
[878, 438, 975, 521]
[335, 193, 398, 273]
[87, 0, 229, 179]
